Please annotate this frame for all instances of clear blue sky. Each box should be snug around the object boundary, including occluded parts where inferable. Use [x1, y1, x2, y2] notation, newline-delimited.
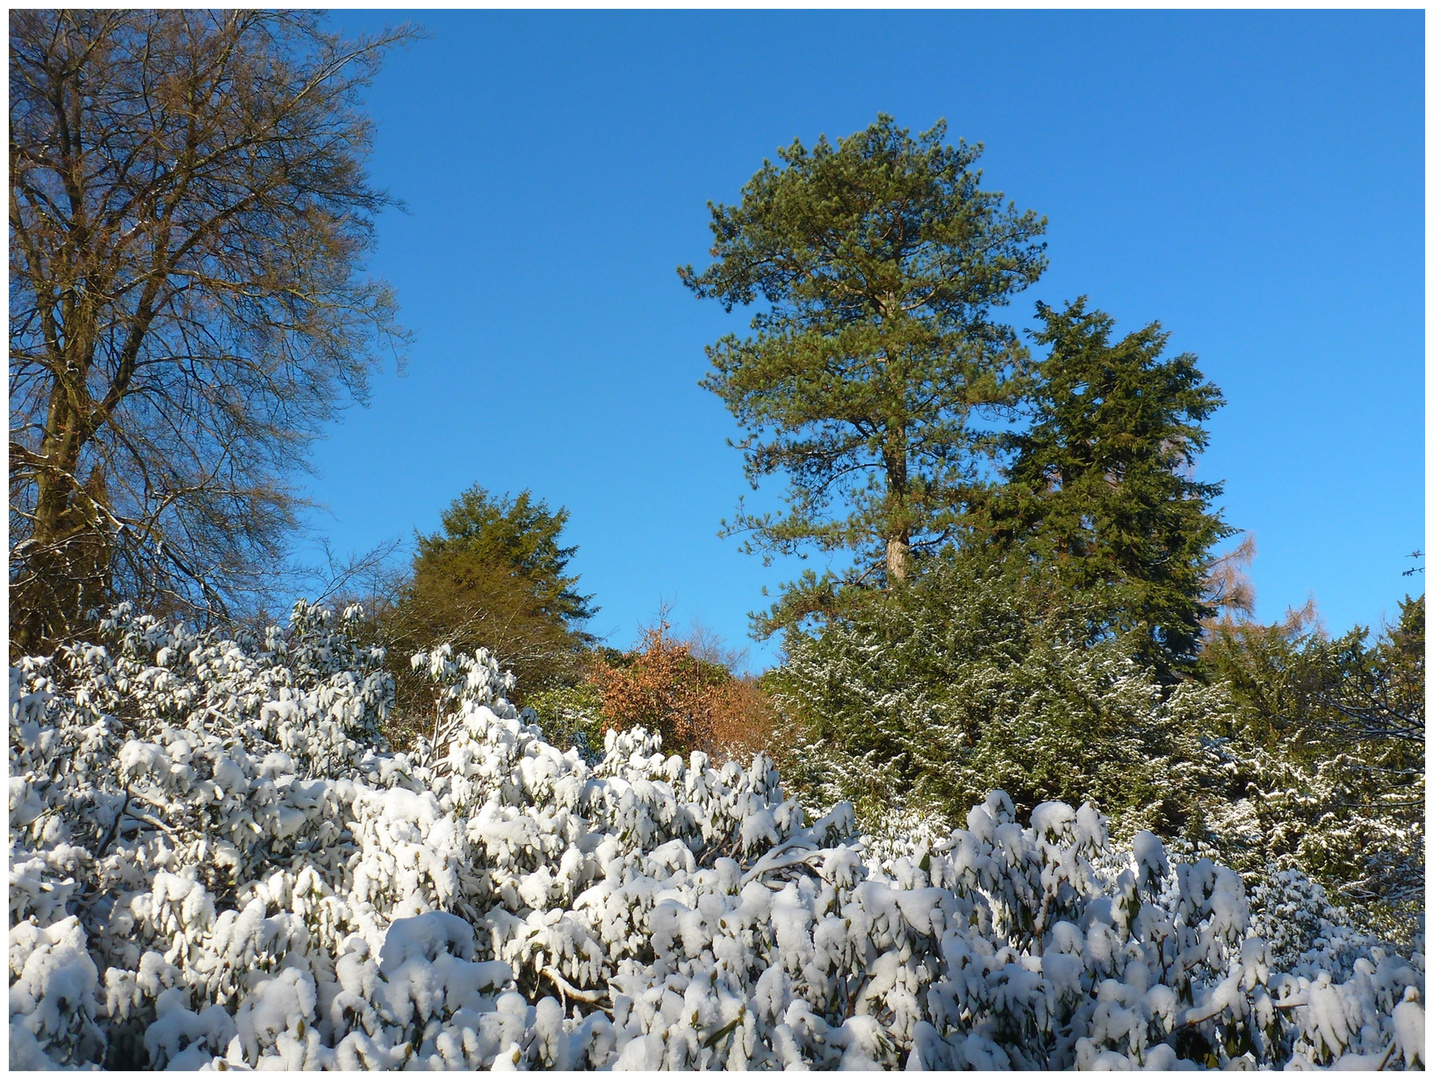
[303, 10, 1424, 671]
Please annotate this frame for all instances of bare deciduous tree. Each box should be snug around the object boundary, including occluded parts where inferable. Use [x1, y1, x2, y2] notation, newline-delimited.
[10, 10, 413, 653]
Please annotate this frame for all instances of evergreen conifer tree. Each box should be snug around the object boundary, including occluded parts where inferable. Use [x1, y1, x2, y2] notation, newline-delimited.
[416, 486, 596, 630]
[978, 298, 1231, 675]
[387, 486, 595, 700]
[769, 547, 1226, 837]
[682, 115, 1046, 633]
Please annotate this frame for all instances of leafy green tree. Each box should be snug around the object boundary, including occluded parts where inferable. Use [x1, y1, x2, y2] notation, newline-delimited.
[386, 486, 595, 703]
[681, 115, 1047, 633]
[976, 298, 1231, 676]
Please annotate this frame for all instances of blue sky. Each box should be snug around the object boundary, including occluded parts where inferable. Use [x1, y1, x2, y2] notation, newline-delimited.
[304, 10, 1424, 670]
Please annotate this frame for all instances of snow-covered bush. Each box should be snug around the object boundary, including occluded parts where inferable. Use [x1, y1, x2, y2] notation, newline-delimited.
[1200, 596, 1425, 940]
[521, 682, 606, 763]
[10, 605, 1424, 1069]
[769, 558, 1227, 841]
[1198, 733, 1426, 945]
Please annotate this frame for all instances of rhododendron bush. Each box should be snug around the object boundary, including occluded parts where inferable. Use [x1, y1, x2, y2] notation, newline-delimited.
[9, 605, 1425, 1069]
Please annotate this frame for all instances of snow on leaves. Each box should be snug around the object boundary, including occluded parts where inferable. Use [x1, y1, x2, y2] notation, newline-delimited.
[9, 604, 1426, 1069]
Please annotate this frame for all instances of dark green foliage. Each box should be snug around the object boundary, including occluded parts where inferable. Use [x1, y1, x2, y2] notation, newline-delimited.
[522, 682, 607, 762]
[386, 485, 595, 704]
[975, 298, 1231, 677]
[769, 548, 1225, 837]
[772, 536, 1423, 940]
[1199, 596, 1425, 934]
[682, 115, 1047, 631]
[1310, 593, 1424, 750]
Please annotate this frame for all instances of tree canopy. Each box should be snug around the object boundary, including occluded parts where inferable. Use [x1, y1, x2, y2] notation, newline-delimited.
[9, 10, 412, 653]
[681, 114, 1046, 634]
[770, 545, 1222, 837]
[975, 298, 1231, 675]
[1199, 594, 1425, 929]
[386, 485, 595, 702]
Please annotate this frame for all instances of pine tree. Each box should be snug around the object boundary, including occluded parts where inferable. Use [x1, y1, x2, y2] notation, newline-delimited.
[681, 115, 1046, 633]
[978, 298, 1231, 676]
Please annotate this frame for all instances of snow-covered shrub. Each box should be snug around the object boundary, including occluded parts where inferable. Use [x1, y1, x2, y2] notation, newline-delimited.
[521, 682, 606, 763]
[769, 558, 1226, 841]
[10, 605, 1424, 1069]
[1200, 596, 1425, 940]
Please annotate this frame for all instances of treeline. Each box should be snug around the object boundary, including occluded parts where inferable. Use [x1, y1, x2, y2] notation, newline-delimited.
[8, 10, 1420, 947]
[336, 115, 1421, 938]
[346, 406, 1421, 945]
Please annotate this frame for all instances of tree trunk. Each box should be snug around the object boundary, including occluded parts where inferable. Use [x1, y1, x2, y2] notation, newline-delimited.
[884, 416, 910, 583]
[12, 372, 108, 654]
[886, 534, 909, 582]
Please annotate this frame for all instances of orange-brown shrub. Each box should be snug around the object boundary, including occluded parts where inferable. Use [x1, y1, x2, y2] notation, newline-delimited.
[589, 620, 776, 763]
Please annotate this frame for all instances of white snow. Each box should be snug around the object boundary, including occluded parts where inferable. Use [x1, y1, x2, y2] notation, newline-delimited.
[7, 602, 1425, 1070]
